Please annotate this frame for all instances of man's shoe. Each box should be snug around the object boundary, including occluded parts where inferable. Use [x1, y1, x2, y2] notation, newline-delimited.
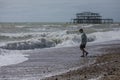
[81, 55, 85, 57]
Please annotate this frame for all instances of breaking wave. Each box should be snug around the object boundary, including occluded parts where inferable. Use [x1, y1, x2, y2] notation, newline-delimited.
[0, 24, 120, 50]
[0, 38, 56, 50]
[0, 32, 96, 50]
[1, 30, 120, 50]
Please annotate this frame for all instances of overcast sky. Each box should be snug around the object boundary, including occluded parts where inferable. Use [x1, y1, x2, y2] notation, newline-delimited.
[0, 0, 120, 22]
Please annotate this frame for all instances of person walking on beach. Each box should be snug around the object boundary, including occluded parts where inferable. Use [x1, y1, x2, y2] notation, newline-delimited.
[79, 29, 88, 57]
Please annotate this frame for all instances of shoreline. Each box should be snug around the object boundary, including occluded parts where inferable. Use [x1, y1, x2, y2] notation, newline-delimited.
[41, 42, 120, 80]
[0, 40, 120, 80]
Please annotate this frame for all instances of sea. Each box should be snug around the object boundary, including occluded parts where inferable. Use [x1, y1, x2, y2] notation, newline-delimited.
[0, 22, 120, 79]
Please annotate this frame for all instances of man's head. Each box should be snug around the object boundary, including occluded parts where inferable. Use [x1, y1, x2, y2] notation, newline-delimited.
[79, 29, 83, 33]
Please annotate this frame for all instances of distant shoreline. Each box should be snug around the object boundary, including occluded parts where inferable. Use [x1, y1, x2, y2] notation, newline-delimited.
[0, 22, 119, 24]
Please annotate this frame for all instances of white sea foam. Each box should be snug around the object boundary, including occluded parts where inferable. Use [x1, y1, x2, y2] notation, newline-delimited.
[29, 28, 47, 32]
[89, 30, 120, 43]
[0, 50, 28, 67]
[0, 32, 48, 38]
[81, 24, 93, 28]
[15, 25, 26, 28]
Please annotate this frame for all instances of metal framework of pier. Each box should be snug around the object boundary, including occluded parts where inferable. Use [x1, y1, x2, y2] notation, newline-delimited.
[72, 12, 113, 24]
